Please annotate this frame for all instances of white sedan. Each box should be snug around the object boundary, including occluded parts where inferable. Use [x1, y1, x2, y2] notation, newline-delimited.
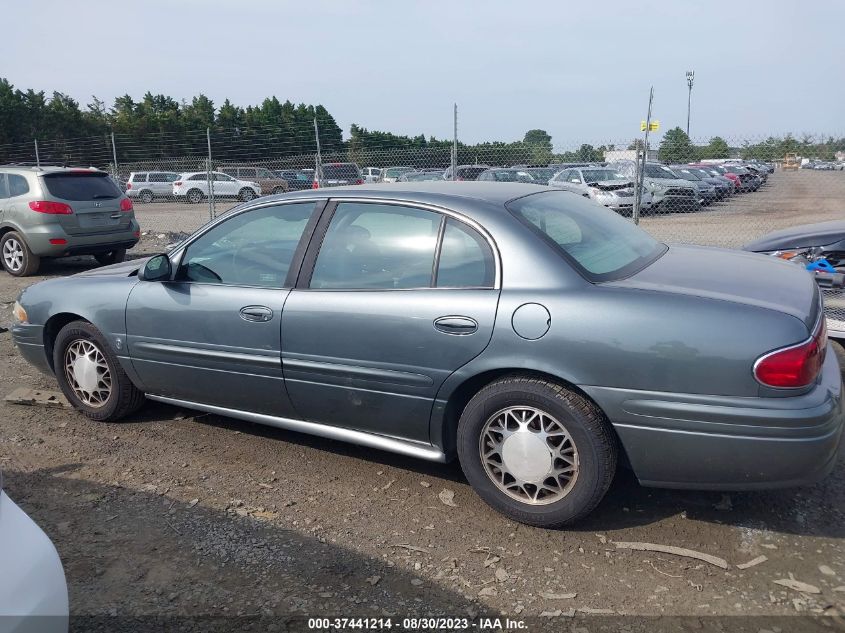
[0, 479, 68, 633]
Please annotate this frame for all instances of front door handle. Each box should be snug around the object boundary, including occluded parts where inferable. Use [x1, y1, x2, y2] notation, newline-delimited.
[239, 305, 274, 322]
[434, 316, 478, 335]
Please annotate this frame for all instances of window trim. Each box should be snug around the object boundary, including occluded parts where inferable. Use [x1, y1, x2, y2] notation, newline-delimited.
[166, 198, 327, 289]
[296, 198, 501, 292]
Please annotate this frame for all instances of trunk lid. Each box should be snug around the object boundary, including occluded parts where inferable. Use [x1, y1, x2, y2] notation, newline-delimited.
[609, 244, 820, 331]
[40, 171, 132, 235]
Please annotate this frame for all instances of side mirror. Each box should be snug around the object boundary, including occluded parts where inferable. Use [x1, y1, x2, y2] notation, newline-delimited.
[139, 254, 172, 282]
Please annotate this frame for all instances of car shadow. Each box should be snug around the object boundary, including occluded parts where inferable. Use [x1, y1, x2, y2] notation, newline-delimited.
[132, 402, 845, 541]
[4, 465, 502, 630]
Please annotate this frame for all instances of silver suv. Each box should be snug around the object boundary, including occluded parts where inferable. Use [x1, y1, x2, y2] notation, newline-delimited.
[0, 165, 140, 276]
[126, 171, 180, 203]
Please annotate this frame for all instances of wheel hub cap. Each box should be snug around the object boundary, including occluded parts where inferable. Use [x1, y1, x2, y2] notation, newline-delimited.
[479, 406, 579, 505]
[3, 239, 23, 271]
[501, 432, 552, 482]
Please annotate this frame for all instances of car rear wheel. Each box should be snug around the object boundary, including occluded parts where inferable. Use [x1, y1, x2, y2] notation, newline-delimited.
[187, 189, 204, 204]
[1, 231, 40, 277]
[94, 249, 127, 266]
[139, 190, 154, 204]
[457, 375, 617, 527]
[53, 321, 145, 422]
[239, 187, 257, 201]
[272, 186, 286, 195]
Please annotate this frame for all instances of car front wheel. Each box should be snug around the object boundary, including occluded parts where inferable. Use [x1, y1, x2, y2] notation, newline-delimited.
[457, 375, 617, 527]
[53, 321, 145, 422]
[239, 187, 257, 201]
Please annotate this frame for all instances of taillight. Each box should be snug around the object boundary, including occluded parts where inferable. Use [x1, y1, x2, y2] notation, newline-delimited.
[49, 238, 67, 245]
[174, 181, 182, 187]
[356, 179, 363, 185]
[754, 320, 827, 388]
[126, 183, 132, 189]
[120, 198, 133, 212]
[312, 180, 320, 189]
[29, 201, 73, 215]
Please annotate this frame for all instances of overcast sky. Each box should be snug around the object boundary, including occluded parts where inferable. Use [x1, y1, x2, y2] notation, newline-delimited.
[3, 0, 842, 147]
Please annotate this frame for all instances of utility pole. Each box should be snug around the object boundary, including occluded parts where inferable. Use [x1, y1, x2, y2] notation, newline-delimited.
[686, 70, 695, 137]
[34, 139, 40, 168]
[451, 103, 458, 181]
[206, 127, 216, 219]
[633, 87, 654, 226]
[313, 117, 323, 188]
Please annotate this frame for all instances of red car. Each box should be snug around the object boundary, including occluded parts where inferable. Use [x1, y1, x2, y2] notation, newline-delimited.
[688, 163, 741, 189]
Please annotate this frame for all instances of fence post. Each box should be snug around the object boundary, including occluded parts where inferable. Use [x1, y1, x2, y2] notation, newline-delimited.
[34, 139, 40, 167]
[206, 127, 216, 220]
[451, 103, 458, 181]
[633, 87, 654, 226]
[110, 131, 118, 178]
[313, 117, 323, 187]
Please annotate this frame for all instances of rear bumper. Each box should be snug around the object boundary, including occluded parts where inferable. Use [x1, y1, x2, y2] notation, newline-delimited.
[24, 221, 140, 257]
[583, 346, 844, 489]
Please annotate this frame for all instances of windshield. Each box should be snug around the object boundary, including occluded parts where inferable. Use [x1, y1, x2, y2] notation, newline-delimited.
[526, 168, 555, 182]
[42, 172, 122, 200]
[507, 191, 666, 281]
[581, 169, 627, 184]
[673, 169, 701, 181]
[384, 167, 413, 178]
[643, 164, 679, 179]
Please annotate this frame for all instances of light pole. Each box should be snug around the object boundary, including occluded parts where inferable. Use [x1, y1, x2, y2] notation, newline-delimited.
[685, 70, 695, 137]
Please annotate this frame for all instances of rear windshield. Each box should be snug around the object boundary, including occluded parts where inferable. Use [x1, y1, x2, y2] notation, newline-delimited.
[507, 191, 666, 282]
[582, 169, 626, 183]
[323, 164, 361, 179]
[457, 167, 488, 179]
[42, 172, 122, 201]
[384, 167, 413, 177]
[643, 164, 678, 179]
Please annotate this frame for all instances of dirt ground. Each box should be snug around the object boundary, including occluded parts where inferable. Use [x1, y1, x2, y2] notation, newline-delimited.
[1, 171, 844, 632]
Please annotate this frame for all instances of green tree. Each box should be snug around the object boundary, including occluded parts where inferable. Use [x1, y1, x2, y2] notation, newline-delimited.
[658, 127, 697, 163]
[523, 129, 552, 150]
[699, 136, 730, 159]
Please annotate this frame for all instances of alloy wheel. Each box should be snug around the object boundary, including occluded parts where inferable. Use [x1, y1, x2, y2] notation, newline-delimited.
[64, 339, 112, 407]
[2, 237, 24, 272]
[479, 406, 579, 505]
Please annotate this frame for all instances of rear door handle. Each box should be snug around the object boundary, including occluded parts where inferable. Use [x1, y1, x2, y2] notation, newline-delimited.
[239, 305, 274, 322]
[434, 316, 478, 335]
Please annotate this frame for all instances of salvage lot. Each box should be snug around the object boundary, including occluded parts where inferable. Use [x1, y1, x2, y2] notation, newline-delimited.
[1, 171, 844, 627]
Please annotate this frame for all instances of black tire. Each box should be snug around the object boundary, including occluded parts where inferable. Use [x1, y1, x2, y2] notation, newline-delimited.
[53, 321, 145, 422]
[832, 340, 845, 383]
[272, 186, 286, 195]
[457, 375, 617, 528]
[187, 188, 204, 204]
[139, 190, 154, 204]
[1, 231, 40, 276]
[94, 248, 127, 266]
[239, 187, 257, 201]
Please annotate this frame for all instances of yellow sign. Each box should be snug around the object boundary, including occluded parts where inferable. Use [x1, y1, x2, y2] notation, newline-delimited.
[640, 120, 660, 132]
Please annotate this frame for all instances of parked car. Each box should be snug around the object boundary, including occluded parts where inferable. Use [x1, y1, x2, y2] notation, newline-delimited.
[172, 171, 261, 204]
[315, 163, 364, 188]
[275, 170, 313, 191]
[361, 167, 382, 183]
[726, 165, 761, 192]
[743, 220, 845, 345]
[0, 472, 69, 632]
[0, 165, 140, 276]
[707, 165, 743, 190]
[610, 161, 700, 213]
[12, 183, 842, 528]
[219, 166, 289, 195]
[744, 164, 768, 184]
[126, 171, 181, 203]
[548, 166, 652, 215]
[442, 165, 490, 181]
[476, 168, 537, 183]
[398, 170, 447, 182]
[686, 164, 736, 195]
[523, 167, 557, 185]
[669, 166, 719, 205]
[380, 167, 415, 183]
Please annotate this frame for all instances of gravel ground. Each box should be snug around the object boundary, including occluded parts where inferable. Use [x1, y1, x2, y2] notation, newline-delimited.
[0, 170, 843, 631]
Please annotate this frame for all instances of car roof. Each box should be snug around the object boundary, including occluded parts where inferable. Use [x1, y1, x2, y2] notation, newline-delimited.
[0, 164, 102, 175]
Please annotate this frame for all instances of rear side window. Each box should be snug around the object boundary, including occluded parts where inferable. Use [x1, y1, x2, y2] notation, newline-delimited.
[188, 174, 205, 181]
[147, 173, 167, 183]
[42, 172, 120, 200]
[508, 191, 666, 282]
[8, 174, 30, 197]
[132, 173, 148, 183]
[0, 174, 8, 199]
[436, 219, 494, 288]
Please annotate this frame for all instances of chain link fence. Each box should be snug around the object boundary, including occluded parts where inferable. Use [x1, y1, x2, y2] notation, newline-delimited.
[1, 128, 843, 254]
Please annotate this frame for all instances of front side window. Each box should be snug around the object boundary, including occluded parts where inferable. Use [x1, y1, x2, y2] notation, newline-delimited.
[213, 173, 234, 182]
[310, 202, 440, 289]
[132, 173, 148, 183]
[508, 191, 666, 282]
[178, 202, 316, 287]
[0, 174, 8, 199]
[436, 219, 494, 288]
[239, 168, 257, 178]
